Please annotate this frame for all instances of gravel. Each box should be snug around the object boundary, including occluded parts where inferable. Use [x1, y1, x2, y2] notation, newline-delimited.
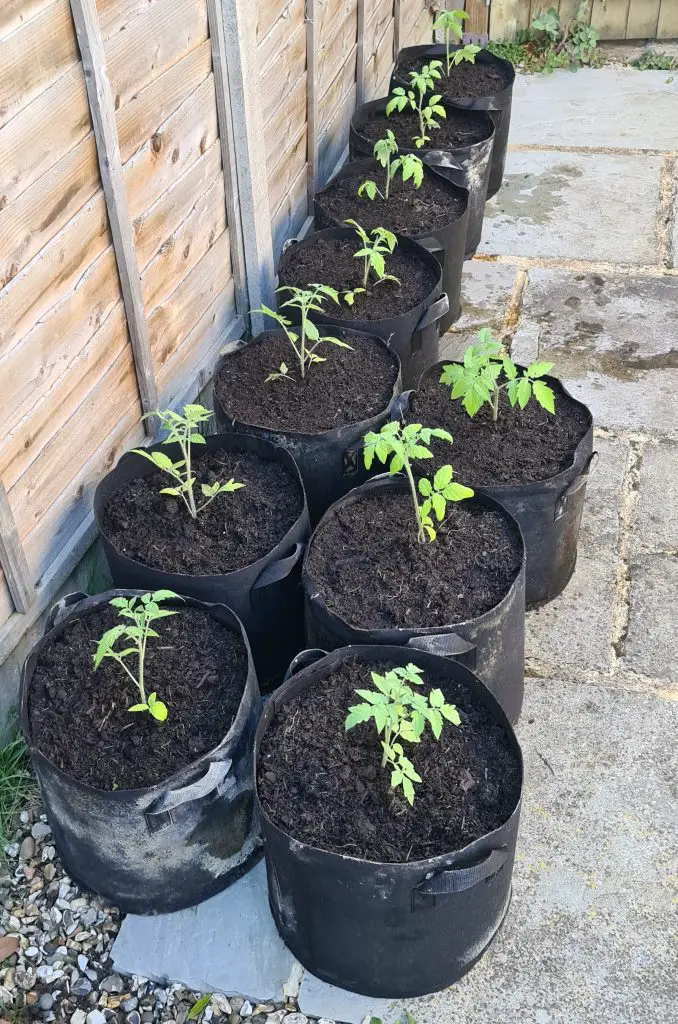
[0, 798, 339, 1024]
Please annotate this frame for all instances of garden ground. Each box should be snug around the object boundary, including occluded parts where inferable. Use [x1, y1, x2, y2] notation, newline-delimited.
[2, 66, 677, 1024]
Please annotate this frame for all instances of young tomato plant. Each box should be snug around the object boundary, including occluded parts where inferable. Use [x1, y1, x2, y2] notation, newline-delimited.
[433, 9, 481, 75]
[358, 130, 425, 202]
[345, 663, 461, 805]
[386, 62, 447, 148]
[344, 219, 400, 303]
[254, 285, 352, 381]
[363, 421, 473, 543]
[440, 328, 556, 421]
[133, 405, 244, 518]
[93, 591, 180, 722]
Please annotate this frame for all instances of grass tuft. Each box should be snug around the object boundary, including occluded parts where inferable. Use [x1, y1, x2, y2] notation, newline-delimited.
[0, 728, 35, 854]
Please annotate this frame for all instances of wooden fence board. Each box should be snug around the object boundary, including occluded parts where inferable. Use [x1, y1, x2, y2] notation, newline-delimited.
[465, 0, 490, 35]
[626, 0, 660, 38]
[268, 126, 308, 214]
[657, 0, 678, 38]
[265, 75, 308, 175]
[591, 0, 630, 39]
[0, 0, 58, 41]
[489, 0, 521, 39]
[364, 17, 395, 99]
[70, 0, 158, 420]
[307, 0, 319, 207]
[319, 6, 359, 97]
[257, 0, 300, 45]
[260, 23, 307, 127]
[257, 0, 305, 69]
[0, 483, 33, 613]
[0, 0, 78, 131]
[271, 162, 308, 255]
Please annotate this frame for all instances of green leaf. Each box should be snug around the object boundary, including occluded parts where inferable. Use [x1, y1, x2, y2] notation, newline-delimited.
[187, 994, 212, 1021]
[431, 492, 446, 521]
[533, 381, 556, 413]
[517, 376, 532, 409]
[429, 688, 445, 708]
[402, 778, 415, 806]
[410, 445, 433, 460]
[148, 697, 168, 722]
[109, 597, 130, 609]
[128, 703, 148, 713]
[418, 477, 432, 497]
[442, 704, 461, 726]
[527, 361, 554, 379]
[345, 705, 373, 730]
[159, 487, 182, 497]
[151, 589, 179, 603]
[150, 451, 175, 471]
[444, 482, 474, 501]
[434, 465, 453, 489]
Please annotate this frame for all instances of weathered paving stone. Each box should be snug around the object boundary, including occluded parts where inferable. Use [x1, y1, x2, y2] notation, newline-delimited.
[525, 435, 626, 674]
[297, 972, 398, 1024]
[624, 554, 678, 682]
[111, 860, 296, 1001]
[510, 69, 678, 151]
[479, 150, 663, 265]
[399, 680, 678, 1024]
[519, 269, 678, 435]
[439, 261, 520, 360]
[635, 441, 678, 551]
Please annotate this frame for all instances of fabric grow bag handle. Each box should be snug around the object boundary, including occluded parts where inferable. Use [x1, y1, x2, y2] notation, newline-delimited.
[44, 592, 90, 634]
[145, 759, 234, 834]
[253, 543, 305, 592]
[554, 451, 599, 522]
[407, 632, 477, 669]
[415, 293, 449, 336]
[417, 236, 445, 267]
[284, 648, 328, 682]
[415, 847, 508, 897]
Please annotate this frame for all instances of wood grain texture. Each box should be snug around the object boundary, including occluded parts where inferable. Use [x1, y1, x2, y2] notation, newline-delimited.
[625, 0, 660, 38]
[657, 0, 678, 38]
[489, 0, 520, 39]
[590, 0, 630, 38]
[357, 0, 367, 103]
[0, 0, 78, 130]
[70, 0, 158, 420]
[364, 16, 395, 99]
[465, 0, 490, 35]
[206, 0, 248, 316]
[307, 0, 319, 210]
[0, 482, 33, 613]
[318, 4, 359, 98]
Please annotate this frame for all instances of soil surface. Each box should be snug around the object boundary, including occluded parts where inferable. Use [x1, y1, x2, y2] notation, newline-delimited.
[315, 168, 466, 235]
[357, 105, 491, 153]
[258, 656, 521, 861]
[278, 236, 439, 321]
[102, 448, 303, 574]
[305, 490, 522, 628]
[214, 330, 398, 433]
[410, 368, 591, 485]
[29, 605, 249, 791]
[398, 54, 512, 101]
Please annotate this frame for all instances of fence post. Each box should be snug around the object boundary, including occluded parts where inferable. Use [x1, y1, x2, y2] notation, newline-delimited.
[0, 483, 33, 615]
[306, 0, 319, 204]
[219, 0, 276, 333]
[489, 0, 519, 40]
[69, 0, 159, 434]
[357, 0, 367, 106]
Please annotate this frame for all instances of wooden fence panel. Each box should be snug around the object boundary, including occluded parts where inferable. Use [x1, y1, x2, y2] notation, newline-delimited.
[492, 0, 673, 37]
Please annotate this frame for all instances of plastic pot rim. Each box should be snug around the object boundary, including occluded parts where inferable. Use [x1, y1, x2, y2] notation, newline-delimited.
[302, 474, 527, 639]
[93, 429, 310, 582]
[214, 328, 403, 441]
[351, 95, 496, 152]
[418, 363, 595, 493]
[278, 226, 446, 325]
[21, 591, 258, 800]
[314, 157, 470, 231]
[254, 641, 524, 870]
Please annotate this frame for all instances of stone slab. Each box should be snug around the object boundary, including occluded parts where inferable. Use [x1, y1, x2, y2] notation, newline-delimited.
[111, 860, 297, 1000]
[397, 680, 678, 1024]
[624, 554, 678, 681]
[510, 69, 678, 151]
[479, 150, 663, 265]
[635, 441, 678, 552]
[525, 435, 626, 674]
[298, 973, 400, 1024]
[519, 268, 678, 435]
[439, 260, 520, 361]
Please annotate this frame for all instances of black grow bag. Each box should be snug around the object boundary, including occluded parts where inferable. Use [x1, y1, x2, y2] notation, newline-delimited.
[302, 475, 526, 723]
[391, 45, 515, 199]
[21, 591, 261, 915]
[94, 432, 310, 692]
[213, 328, 402, 525]
[277, 227, 449, 389]
[255, 644, 523, 997]
[418, 365, 595, 608]
[313, 158, 469, 335]
[350, 98, 495, 258]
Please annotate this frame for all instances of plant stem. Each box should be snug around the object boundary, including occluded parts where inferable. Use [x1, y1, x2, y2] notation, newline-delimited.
[181, 430, 198, 518]
[446, 26, 452, 76]
[363, 254, 369, 289]
[382, 725, 392, 767]
[137, 630, 147, 705]
[492, 387, 500, 423]
[417, 92, 425, 143]
[300, 315, 306, 378]
[402, 454, 425, 543]
[385, 161, 391, 201]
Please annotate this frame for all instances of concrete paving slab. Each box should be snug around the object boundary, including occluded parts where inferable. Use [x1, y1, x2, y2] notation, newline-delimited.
[298, 974, 399, 1024]
[111, 859, 297, 1000]
[479, 150, 663, 265]
[635, 441, 678, 551]
[399, 679, 678, 1024]
[510, 69, 678, 151]
[440, 261, 520, 361]
[525, 436, 626, 674]
[520, 268, 678, 435]
[624, 554, 678, 681]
